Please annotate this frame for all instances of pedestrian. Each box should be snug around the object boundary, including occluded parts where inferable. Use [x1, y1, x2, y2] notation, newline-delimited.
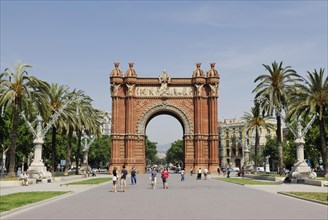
[131, 166, 137, 185]
[197, 167, 202, 180]
[190, 167, 193, 176]
[227, 165, 231, 178]
[204, 167, 208, 180]
[180, 169, 185, 182]
[241, 166, 245, 178]
[19, 171, 29, 186]
[150, 167, 157, 189]
[161, 167, 169, 189]
[112, 167, 118, 192]
[217, 166, 221, 176]
[120, 165, 128, 192]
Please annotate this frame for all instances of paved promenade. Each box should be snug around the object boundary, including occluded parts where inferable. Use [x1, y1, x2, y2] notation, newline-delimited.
[1, 173, 327, 219]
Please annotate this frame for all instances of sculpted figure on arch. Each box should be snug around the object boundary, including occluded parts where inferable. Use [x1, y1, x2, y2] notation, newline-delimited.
[192, 63, 204, 77]
[125, 62, 138, 77]
[206, 63, 219, 77]
[110, 62, 122, 76]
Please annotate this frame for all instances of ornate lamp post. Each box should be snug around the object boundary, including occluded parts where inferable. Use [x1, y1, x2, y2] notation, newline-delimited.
[20, 96, 81, 181]
[81, 131, 96, 167]
[285, 117, 317, 179]
[255, 97, 317, 179]
[234, 131, 253, 174]
[1, 146, 9, 177]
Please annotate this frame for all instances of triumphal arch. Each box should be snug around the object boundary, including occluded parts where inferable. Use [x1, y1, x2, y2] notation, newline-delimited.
[109, 62, 220, 173]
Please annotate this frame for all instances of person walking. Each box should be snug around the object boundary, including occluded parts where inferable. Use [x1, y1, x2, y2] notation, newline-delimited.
[180, 169, 185, 182]
[161, 167, 169, 189]
[204, 167, 208, 180]
[190, 167, 193, 176]
[120, 165, 128, 192]
[226, 165, 231, 178]
[150, 167, 157, 189]
[197, 167, 202, 180]
[112, 167, 118, 192]
[217, 166, 221, 176]
[131, 166, 137, 185]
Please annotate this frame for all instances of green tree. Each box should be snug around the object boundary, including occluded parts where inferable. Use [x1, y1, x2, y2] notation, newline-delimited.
[242, 103, 275, 168]
[166, 140, 183, 165]
[145, 136, 157, 165]
[287, 68, 328, 177]
[0, 61, 49, 177]
[88, 135, 110, 168]
[73, 91, 101, 174]
[43, 83, 70, 172]
[262, 138, 280, 171]
[253, 61, 300, 175]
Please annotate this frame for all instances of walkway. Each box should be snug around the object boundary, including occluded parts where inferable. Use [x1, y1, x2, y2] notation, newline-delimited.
[1, 173, 327, 219]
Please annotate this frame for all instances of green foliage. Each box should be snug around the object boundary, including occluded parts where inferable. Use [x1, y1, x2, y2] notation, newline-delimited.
[166, 139, 183, 164]
[88, 135, 110, 168]
[0, 191, 69, 212]
[263, 138, 280, 171]
[145, 136, 157, 164]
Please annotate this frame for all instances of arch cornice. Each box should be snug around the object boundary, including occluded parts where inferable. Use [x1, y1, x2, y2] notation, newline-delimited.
[136, 103, 193, 136]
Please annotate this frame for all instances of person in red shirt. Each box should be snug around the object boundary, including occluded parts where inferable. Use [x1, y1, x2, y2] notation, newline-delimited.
[161, 167, 169, 189]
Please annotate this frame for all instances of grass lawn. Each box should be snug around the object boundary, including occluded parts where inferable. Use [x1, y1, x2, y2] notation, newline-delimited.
[257, 173, 283, 177]
[0, 177, 19, 181]
[0, 191, 69, 212]
[214, 177, 279, 185]
[279, 192, 328, 205]
[61, 177, 111, 185]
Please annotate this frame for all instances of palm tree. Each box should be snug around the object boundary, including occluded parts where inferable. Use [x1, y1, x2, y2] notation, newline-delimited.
[71, 90, 101, 174]
[0, 61, 48, 177]
[287, 68, 328, 178]
[253, 61, 301, 175]
[242, 103, 275, 169]
[43, 83, 70, 171]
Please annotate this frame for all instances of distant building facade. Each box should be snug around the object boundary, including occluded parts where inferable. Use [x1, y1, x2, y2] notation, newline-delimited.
[100, 111, 111, 136]
[219, 118, 275, 169]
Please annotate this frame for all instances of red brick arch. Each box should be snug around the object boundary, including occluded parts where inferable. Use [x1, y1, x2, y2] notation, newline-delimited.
[109, 63, 220, 173]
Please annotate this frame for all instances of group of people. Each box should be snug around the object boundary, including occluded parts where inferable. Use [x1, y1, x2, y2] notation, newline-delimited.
[19, 171, 29, 186]
[112, 165, 138, 192]
[150, 166, 169, 189]
[112, 165, 226, 192]
[194, 167, 209, 180]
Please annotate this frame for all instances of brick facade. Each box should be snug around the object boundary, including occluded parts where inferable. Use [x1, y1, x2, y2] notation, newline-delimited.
[109, 62, 220, 173]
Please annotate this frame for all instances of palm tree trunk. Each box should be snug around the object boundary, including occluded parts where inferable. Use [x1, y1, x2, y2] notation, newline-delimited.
[51, 126, 57, 172]
[8, 102, 19, 177]
[255, 128, 259, 169]
[319, 117, 328, 178]
[64, 127, 73, 176]
[276, 114, 284, 175]
[75, 129, 82, 175]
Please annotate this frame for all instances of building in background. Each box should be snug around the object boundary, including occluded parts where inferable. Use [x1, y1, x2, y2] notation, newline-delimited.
[100, 111, 111, 136]
[219, 118, 275, 170]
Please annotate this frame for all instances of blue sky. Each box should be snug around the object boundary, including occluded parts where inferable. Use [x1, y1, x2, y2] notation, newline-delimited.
[1, 0, 327, 146]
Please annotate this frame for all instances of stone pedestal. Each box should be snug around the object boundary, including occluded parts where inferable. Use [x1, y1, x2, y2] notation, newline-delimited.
[290, 161, 316, 179]
[265, 163, 270, 173]
[27, 140, 52, 180]
[290, 136, 316, 180]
